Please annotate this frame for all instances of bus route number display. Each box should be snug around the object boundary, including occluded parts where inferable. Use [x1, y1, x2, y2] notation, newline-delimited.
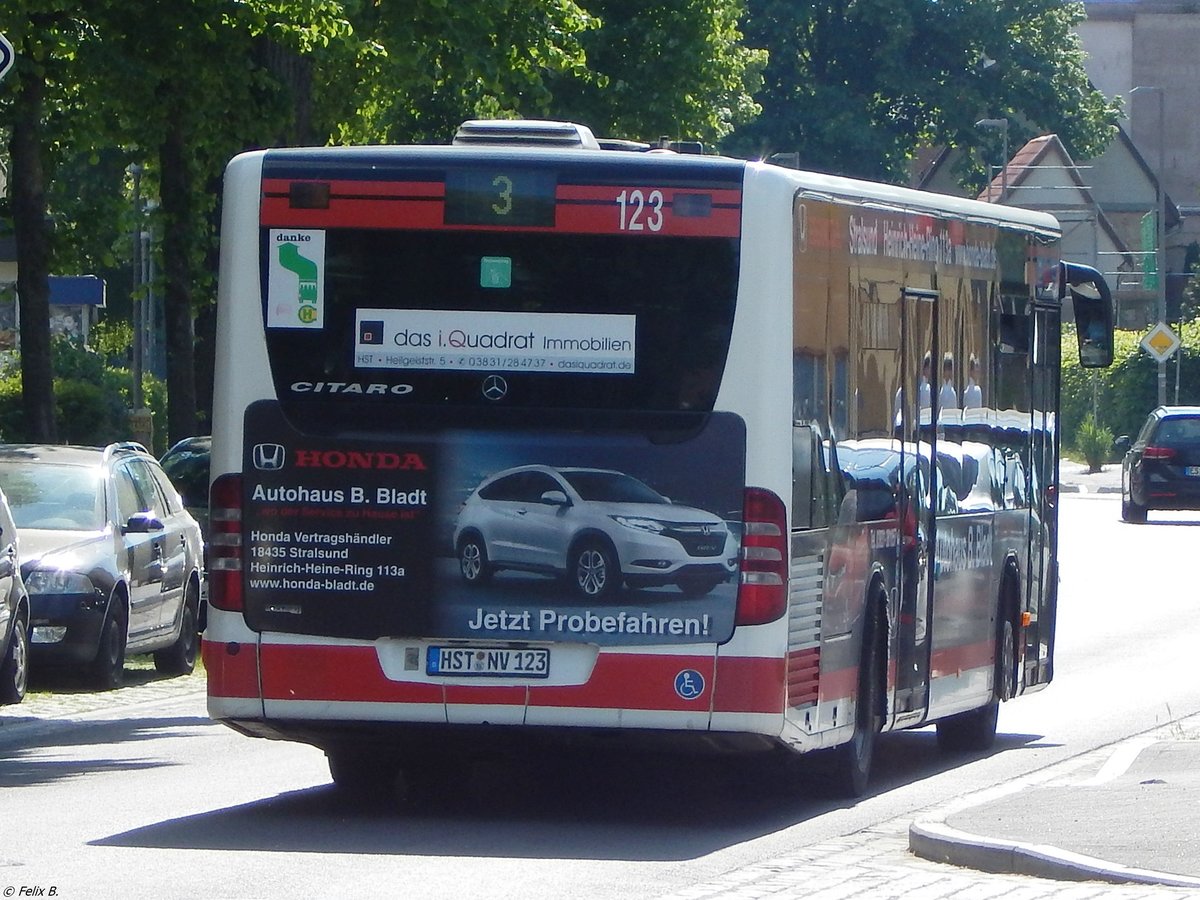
[444, 169, 556, 227]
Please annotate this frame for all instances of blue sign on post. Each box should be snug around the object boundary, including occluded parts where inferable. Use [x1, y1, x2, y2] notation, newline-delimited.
[0, 33, 14, 83]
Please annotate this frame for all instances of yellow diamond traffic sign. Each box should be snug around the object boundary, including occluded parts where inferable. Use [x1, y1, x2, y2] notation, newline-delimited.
[1141, 322, 1180, 363]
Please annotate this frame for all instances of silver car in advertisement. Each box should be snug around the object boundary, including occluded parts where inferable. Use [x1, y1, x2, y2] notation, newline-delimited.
[453, 465, 738, 599]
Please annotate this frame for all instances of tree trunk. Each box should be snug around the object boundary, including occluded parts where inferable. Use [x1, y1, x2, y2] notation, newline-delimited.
[9, 52, 58, 443]
[158, 101, 198, 445]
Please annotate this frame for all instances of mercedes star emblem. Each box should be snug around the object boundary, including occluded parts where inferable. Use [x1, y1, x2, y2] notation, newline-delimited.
[482, 374, 508, 401]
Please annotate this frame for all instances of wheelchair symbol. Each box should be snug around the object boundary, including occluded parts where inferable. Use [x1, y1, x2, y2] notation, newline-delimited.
[674, 669, 705, 701]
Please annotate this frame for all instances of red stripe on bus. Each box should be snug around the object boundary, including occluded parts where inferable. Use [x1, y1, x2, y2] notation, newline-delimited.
[259, 644, 441, 703]
[262, 178, 445, 199]
[259, 179, 740, 237]
[528, 653, 717, 711]
[556, 204, 740, 237]
[202, 639, 260, 699]
[712, 655, 786, 713]
[444, 685, 527, 705]
[930, 639, 995, 679]
[260, 197, 444, 231]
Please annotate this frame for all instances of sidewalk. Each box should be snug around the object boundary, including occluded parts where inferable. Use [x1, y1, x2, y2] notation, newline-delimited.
[910, 716, 1200, 889]
[906, 467, 1200, 889]
[1059, 457, 1123, 494]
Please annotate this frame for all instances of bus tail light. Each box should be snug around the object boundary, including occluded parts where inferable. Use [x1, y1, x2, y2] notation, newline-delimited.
[736, 487, 788, 626]
[209, 474, 245, 612]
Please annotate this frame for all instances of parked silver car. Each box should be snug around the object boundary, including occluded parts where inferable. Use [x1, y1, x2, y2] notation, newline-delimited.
[0, 484, 30, 704]
[453, 465, 737, 599]
[0, 443, 204, 689]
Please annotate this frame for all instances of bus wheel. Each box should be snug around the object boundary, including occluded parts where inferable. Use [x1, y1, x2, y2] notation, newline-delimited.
[327, 748, 402, 802]
[936, 610, 1012, 752]
[457, 532, 492, 584]
[830, 601, 884, 797]
[570, 538, 618, 599]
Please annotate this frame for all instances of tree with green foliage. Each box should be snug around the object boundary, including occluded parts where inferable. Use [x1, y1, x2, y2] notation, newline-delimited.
[546, 0, 766, 144]
[726, 0, 1120, 182]
[0, 4, 86, 442]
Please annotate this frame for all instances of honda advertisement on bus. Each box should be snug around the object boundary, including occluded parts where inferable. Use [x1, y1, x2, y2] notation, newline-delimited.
[240, 402, 746, 648]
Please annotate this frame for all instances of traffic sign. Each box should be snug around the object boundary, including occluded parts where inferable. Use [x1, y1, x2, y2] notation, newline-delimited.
[1141, 322, 1181, 363]
[0, 33, 13, 82]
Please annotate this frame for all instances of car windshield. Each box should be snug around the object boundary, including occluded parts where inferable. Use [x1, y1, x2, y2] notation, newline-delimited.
[0, 462, 104, 530]
[560, 471, 667, 504]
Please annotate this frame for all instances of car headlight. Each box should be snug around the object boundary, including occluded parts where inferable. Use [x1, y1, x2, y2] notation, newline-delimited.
[25, 569, 96, 595]
[612, 516, 666, 534]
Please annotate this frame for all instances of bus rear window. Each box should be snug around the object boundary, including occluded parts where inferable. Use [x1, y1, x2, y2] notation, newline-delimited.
[261, 228, 738, 422]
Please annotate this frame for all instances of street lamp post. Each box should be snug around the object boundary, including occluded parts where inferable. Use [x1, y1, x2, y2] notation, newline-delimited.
[126, 162, 153, 447]
[1131, 86, 1168, 406]
[976, 118, 1009, 203]
[128, 162, 143, 410]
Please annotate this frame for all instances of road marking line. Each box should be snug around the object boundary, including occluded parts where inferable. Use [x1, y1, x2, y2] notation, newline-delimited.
[1073, 735, 1157, 786]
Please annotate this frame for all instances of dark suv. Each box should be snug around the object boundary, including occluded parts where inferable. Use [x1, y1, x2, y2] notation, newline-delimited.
[1119, 406, 1200, 523]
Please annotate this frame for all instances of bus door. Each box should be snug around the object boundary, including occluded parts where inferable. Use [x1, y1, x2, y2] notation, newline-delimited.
[1025, 301, 1060, 687]
[894, 286, 938, 717]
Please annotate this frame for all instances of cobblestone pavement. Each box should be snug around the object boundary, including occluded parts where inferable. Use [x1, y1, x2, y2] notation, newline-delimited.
[658, 819, 1200, 900]
[0, 664, 207, 742]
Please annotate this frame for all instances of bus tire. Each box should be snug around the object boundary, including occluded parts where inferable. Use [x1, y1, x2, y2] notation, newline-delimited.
[569, 537, 619, 599]
[90, 595, 127, 691]
[830, 597, 885, 797]
[457, 532, 492, 585]
[327, 748, 401, 801]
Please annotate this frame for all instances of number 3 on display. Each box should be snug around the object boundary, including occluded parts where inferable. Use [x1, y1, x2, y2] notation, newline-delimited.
[616, 189, 664, 232]
[491, 174, 513, 216]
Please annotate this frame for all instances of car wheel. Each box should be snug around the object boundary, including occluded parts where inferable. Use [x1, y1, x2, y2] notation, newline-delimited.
[0, 612, 29, 705]
[570, 538, 619, 599]
[457, 532, 492, 585]
[154, 581, 199, 676]
[90, 598, 128, 691]
[1121, 491, 1147, 524]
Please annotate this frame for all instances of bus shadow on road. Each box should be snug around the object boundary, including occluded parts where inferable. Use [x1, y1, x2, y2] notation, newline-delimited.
[92, 729, 1046, 861]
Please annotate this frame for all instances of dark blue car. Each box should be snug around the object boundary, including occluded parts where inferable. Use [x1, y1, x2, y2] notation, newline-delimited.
[1120, 406, 1200, 523]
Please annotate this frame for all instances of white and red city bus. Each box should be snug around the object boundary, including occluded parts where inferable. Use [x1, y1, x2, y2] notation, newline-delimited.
[204, 120, 1113, 796]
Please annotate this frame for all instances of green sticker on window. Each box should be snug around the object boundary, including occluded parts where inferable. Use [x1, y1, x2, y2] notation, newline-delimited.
[480, 256, 512, 289]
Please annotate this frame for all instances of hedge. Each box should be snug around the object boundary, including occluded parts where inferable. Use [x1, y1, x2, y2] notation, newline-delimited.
[1061, 317, 1200, 451]
[0, 336, 168, 452]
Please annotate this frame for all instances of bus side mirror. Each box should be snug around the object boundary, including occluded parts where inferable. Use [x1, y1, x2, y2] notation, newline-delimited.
[1061, 262, 1114, 368]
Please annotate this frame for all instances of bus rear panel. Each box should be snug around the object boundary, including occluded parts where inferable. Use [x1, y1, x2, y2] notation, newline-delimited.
[205, 143, 791, 754]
